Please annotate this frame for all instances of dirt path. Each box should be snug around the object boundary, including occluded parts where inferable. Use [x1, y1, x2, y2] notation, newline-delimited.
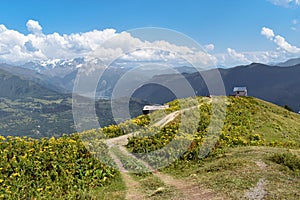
[109, 143, 216, 199]
[122, 172, 145, 200]
[108, 150, 146, 200]
[154, 172, 215, 200]
[106, 109, 181, 147]
[105, 110, 182, 199]
[105, 100, 216, 199]
[153, 111, 180, 127]
[244, 160, 268, 200]
[244, 178, 267, 200]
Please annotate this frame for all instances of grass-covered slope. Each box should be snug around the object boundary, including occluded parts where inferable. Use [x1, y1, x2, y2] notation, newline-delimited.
[0, 96, 299, 199]
[220, 96, 300, 147]
[126, 96, 300, 158]
[163, 146, 300, 199]
[0, 96, 146, 138]
[121, 96, 300, 199]
[0, 135, 118, 199]
[0, 96, 74, 138]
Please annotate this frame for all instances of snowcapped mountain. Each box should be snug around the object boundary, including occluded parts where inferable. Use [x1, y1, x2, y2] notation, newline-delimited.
[20, 57, 85, 77]
[4, 57, 216, 98]
[12, 57, 129, 96]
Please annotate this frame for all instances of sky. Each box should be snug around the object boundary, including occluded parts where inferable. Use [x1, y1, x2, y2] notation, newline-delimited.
[0, 0, 300, 67]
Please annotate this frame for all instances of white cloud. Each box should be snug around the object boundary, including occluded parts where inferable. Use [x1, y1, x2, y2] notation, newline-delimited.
[261, 27, 300, 54]
[261, 27, 275, 39]
[0, 24, 7, 33]
[0, 20, 217, 68]
[227, 48, 250, 63]
[269, 0, 300, 7]
[204, 44, 215, 52]
[26, 20, 42, 35]
[94, 34, 217, 68]
[0, 20, 123, 64]
[1, 20, 298, 68]
[216, 49, 292, 67]
[274, 35, 300, 53]
[214, 26, 300, 67]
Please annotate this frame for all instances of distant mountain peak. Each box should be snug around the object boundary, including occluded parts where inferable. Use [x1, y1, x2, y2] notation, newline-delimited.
[20, 58, 86, 77]
[274, 57, 300, 67]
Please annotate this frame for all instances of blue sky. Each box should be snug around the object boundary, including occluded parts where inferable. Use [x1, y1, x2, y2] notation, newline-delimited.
[0, 0, 300, 66]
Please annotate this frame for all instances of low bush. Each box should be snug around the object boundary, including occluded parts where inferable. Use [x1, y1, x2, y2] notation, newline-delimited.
[269, 152, 300, 171]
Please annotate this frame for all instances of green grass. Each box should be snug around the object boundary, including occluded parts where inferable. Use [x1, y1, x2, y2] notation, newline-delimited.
[121, 96, 300, 199]
[138, 175, 178, 200]
[269, 151, 300, 171]
[110, 146, 152, 175]
[0, 96, 74, 138]
[251, 98, 300, 145]
[83, 175, 126, 200]
[0, 96, 145, 138]
[162, 146, 300, 199]
[125, 97, 300, 161]
[85, 96, 300, 198]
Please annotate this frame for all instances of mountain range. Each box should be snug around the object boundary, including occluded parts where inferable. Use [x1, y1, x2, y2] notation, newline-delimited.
[0, 57, 300, 136]
[133, 61, 300, 111]
[1, 57, 300, 109]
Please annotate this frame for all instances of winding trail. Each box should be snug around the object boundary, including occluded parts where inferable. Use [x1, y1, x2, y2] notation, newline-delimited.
[106, 109, 181, 147]
[106, 109, 182, 199]
[105, 99, 216, 199]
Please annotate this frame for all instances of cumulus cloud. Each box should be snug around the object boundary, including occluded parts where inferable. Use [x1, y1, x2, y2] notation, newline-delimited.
[216, 49, 292, 67]
[93, 34, 217, 68]
[274, 35, 300, 53]
[214, 48, 249, 67]
[261, 27, 275, 39]
[0, 20, 217, 68]
[217, 26, 300, 66]
[26, 20, 42, 35]
[214, 26, 300, 67]
[261, 27, 300, 54]
[227, 48, 250, 63]
[2, 19, 297, 68]
[0, 20, 124, 64]
[0, 24, 7, 33]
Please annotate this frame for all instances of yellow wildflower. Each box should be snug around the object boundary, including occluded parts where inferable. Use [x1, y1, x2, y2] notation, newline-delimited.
[11, 173, 20, 177]
[0, 136, 5, 141]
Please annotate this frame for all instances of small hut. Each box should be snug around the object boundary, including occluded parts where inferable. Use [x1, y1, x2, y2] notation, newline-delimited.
[233, 87, 247, 97]
[142, 104, 169, 114]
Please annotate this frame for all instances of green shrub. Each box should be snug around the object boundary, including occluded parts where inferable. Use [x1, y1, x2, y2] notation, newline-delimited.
[269, 152, 300, 171]
[0, 135, 116, 199]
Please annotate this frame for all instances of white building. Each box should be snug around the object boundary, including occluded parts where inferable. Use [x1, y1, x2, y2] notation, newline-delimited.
[143, 104, 169, 114]
[233, 87, 248, 97]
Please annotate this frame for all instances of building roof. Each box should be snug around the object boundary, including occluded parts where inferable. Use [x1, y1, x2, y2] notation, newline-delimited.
[233, 87, 247, 92]
[143, 105, 169, 111]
